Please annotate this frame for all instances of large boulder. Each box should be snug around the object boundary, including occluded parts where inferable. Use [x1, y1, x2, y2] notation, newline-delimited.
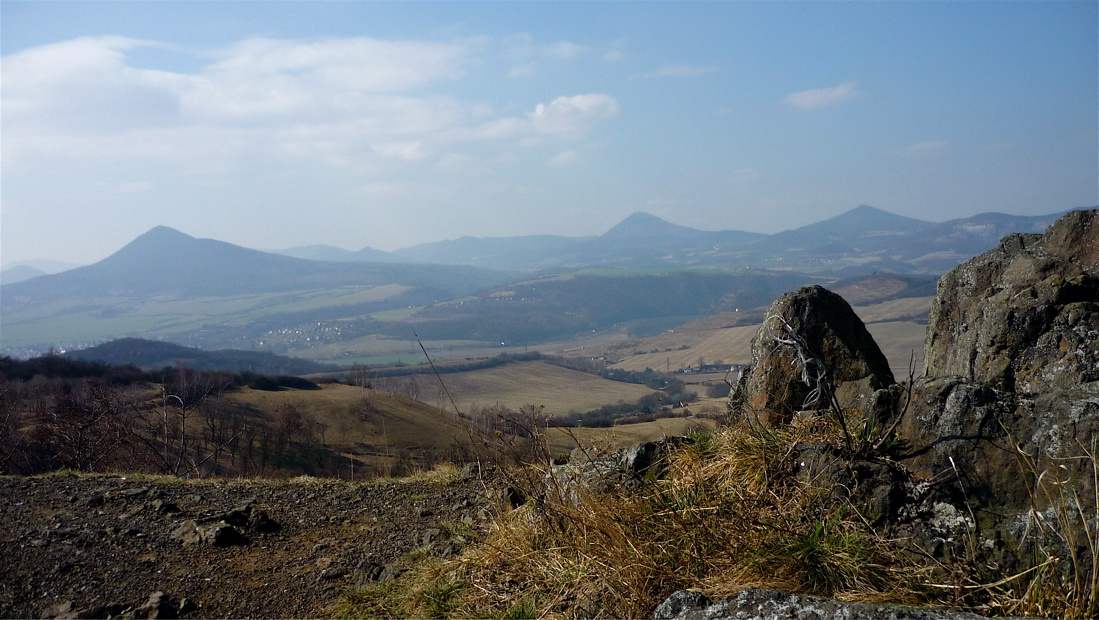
[924, 208, 1099, 394]
[729, 285, 895, 426]
[892, 209, 1099, 573]
[653, 588, 988, 620]
[900, 210, 1099, 495]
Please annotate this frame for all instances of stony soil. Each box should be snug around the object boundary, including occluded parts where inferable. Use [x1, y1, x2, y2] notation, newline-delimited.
[0, 472, 501, 619]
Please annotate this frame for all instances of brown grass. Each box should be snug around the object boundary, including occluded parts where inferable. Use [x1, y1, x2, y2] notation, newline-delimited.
[332, 419, 928, 619]
[543, 417, 719, 458]
[434, 361, 654, 418]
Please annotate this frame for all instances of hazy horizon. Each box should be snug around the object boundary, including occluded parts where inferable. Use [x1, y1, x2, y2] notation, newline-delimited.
[1, 204, 1088, 271]
[3, 1, 1096, 266]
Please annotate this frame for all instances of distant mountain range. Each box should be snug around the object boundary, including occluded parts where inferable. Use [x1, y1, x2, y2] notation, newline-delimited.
[1, 204, 1085, 359]
[271, 205, 1073, 273]
[0, 265, 48, 286]
[0, 259, 82, 285]
[3, 225, 514, 303]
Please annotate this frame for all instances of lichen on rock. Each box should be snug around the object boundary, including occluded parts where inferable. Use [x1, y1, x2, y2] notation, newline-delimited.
[729, 284, 895, 426]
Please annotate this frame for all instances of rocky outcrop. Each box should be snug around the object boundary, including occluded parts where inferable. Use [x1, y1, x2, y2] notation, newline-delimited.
[723, 209, 1098, 598]
[730, 285, 895, 426]
[924, 209, 1098, 393]
[897, 210, 1099, 517]
[653, 588, 989, 620]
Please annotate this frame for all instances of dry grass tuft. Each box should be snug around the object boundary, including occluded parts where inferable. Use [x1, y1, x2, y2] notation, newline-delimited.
[978, 438, 1099, 619]
[330, 413, 1098, 619]
[335, 420, 927, 619]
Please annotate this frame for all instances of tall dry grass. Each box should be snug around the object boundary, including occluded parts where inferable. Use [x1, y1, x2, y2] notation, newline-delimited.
[335, 418, 929, 619]
[330, 399, 1098, 619]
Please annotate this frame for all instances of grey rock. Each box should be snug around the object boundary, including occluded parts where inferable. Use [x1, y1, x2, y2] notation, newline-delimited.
[653, 588, 989, 620]
[893, 210, 1099, 558]
[653, 590, 711, 619]
[170, 519, 247, 547]
[355, 561, 384, 585]
[377, 564, 404, 582]
[319, 567, 348, 581]
[150, 500, 180, 514]
[421, 527, 442, 545]
[924, 209, 1099, 393]
[126, 591, 178, 619]
[729, 285, 895, 426]
[544, 437, 684, 507]
[247, 509, 280, 533]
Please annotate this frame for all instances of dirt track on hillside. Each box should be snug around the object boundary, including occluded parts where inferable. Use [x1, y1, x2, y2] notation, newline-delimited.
[0, 473, 499, 619]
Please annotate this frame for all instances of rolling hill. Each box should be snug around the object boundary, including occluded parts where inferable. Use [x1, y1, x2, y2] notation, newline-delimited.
[288, 206, 1077, 275]
[65, 337, 340, 374]
[0, 227, 516, 356]
[2, 206, 1084, 359]
[0, 265, 47, 286]
[2, 226, 511, 303]
[269, 244, 403, 263]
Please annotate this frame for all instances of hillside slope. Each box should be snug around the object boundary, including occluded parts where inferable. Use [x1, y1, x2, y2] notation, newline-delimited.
[65, 338, 339, 375]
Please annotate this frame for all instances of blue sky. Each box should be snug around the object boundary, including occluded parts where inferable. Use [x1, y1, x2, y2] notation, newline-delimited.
[2, 1, 1096, 266]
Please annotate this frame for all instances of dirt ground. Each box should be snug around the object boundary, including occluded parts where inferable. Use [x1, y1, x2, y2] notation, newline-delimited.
[0, 472, 500, 619]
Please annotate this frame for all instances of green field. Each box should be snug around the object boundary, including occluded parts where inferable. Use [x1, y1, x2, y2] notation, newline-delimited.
[1, 285, 413, 350]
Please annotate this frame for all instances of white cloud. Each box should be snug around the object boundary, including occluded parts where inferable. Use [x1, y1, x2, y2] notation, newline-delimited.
[471, 117, 528, 140]
[604, 39, 628, 62]
[648, 63, 718, 78]
[371, 141, 430, 162]
[528, 94, 621, 136]
[544, 41, 586, 59]
[784, 81, 860, 109]
[437, 152, 485, 173]
[2, 34, 621, 191]
[546, 150, 579, 166]
[508, 63, 536, 79]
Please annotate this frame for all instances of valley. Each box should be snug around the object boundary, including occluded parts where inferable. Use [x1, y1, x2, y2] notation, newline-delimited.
[0, 206, 1068, 362]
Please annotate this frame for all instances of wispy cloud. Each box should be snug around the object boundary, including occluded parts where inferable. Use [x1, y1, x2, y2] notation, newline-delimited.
[544, 41, 586, 59]
[784, 81, 860, 109]
[896, 140, 951, 157]
[502, 34, 586, 77]
[546, 150, 579, 166]
[2, 35, 620, 173]
[647, 63, 718, 78]
[508, 63, 536, 78]
[528, 94, 621, 136]
[603, 39, 627, 63]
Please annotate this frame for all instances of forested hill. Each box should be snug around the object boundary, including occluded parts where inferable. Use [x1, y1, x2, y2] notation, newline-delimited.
[64, 338, 338, 375]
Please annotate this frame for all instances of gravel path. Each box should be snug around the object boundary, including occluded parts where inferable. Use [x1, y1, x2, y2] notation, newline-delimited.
[0, 473, 500, 618]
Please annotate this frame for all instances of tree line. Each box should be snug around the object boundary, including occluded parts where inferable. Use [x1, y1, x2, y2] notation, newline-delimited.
[0, 355, 336, 477]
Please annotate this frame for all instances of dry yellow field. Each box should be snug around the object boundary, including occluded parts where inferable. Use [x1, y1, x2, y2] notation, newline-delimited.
[437, 361, 655, 417]
[853, 296, 934, 323]
[222, 378, 717, 473]
[544, 416, 720, 457]
[609, 324, 759, 372]
[227, 382, 469, 458]
[865, 321, 927, 379]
